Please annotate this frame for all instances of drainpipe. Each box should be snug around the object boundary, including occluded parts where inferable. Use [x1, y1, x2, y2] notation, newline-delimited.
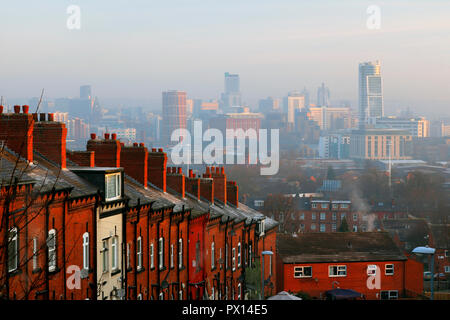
[147, 204, 151, 300]
[92, 192, 99, 300]
[62, 191, 68, 299]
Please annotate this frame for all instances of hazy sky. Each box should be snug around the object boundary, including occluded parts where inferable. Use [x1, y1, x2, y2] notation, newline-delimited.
[1, 1, 449, 117]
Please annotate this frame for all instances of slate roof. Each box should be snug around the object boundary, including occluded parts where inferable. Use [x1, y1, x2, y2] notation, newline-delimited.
[277, 232, 406, 263]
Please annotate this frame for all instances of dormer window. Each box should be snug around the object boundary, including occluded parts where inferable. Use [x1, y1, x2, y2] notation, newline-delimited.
[105, 173, 121, 201]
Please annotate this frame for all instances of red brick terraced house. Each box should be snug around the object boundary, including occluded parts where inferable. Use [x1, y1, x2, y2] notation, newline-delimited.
[276, 232, 423, 300]
[0, 105, 278, 300]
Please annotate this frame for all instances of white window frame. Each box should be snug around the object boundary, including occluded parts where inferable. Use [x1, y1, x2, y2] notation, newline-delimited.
[294, 266, 312, 278]
[329, 265, 347, 277]
[32, 237, 38, 271]
[137, 293, 143, 300]
[353, 214, 358, 221]
[158, 237, 164, 270]
[352, 225, 358, 232]
[111, 236, 118, 271]
[237, 242, 241, 267]
[311, 223, 316, 231]
[8, 227, 19, 272]
[150, 243, 154, 269]
[332, 212, 337, 220]
[179, 289, 183, 300]
[444, 266, 450, 273]
[159, 292, 164, 300]
[126, 243, 130, 269]
[311, 213, 316, 220]
[48, 229, 57, 272]
[178, 238, 183, 268]
[137, 236, 142, 270]
[320, 224, 326, 232]
[170, 244, 174, 268]
[385, 264, 394, 276]
[105, 172, 122, 201]
[249, 244, 252, 267]
[381, 290, 398, 300]
[82, 232, 89, 270]
[320, 212, 326, 220]
[237, 283, 241, 300]
[211, 242, 215, 269]
[232, 248, 236, 271]
[102, 240, 109, 273]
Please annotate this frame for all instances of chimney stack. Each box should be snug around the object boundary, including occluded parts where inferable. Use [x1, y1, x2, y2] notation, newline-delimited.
[167, 166, 185, 197]
[200, 177, 214, 204]
[121, 142, 148, 187]
[67, 151, 95, 167]
[186, 170, 200, 200]
[33, 113, 68, 168]
[0, 105, 34, 162]
[211, 166, 227, 204]
[87, 132, 121, 167]
[227, 181, 239, 207]
[148, 148, 167, 192]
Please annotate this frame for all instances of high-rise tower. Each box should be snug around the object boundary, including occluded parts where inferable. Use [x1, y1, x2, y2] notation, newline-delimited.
[359, 61, 384, 126]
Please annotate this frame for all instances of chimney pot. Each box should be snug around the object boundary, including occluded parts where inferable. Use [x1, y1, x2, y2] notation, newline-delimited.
[158, 148, 163, 152]
[14, 105, 21, 114]
[215, 167, 220, 174]
[32, 113, 38, 121]
[104, 133, 110, 140]
[133, 142, 138, 147]
[189, 169, 193, 178]
[152, 148, 157, 152]
[48, 113, 54, 121]
[177, 167, 182, 174]
[139, 143, 144, 147]
[22, 105, 30, 114]
[221, 167, 225, 175]
[112, 133, 117, 140]
[0, 105, 3, 114]
[90, 133, 96, 140]
[39, 113, 46, 121]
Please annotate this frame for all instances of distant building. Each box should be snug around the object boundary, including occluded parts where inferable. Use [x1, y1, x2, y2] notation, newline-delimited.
[259, 97, 280, 113]
[318, 134, 350, 159]
[359, 61, 383, 125]
[317, 83, 330, 107]
[221, 72, 242, 110]
[283, 91, 305, 128]
[308, 107, 352, 131]
[161, 90, 187, 145]
[374, 117, 430, 138]
[80, 85, 92, 100]
[350, 129, 412, 160]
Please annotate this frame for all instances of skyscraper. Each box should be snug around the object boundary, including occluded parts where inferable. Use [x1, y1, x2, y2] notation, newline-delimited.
[161, 90, 187, 145]
[221, 72, 242, 110]
[80, 85, 92, 100]
[359, 61, 384, 126]
[317, 83, 330, 107]
[283, 91, 305, 127]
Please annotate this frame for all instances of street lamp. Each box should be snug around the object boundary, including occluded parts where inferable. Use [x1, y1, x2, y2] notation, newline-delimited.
[412, 246, 436, 300]
[261, 251, 273, 300]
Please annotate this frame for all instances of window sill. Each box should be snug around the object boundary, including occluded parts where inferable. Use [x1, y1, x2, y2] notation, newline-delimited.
[49, 266, 60, 275]
[8, 268, 22, 277]
[178, 265, 185, 271]
[32, 267, 42, 274]
[111, 269, 121, 276]
[136, 267, 145, 274]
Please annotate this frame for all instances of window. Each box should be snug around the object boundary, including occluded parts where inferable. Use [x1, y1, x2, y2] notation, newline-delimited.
[137, 237, 142, 270]
[320, 224, 326, 232]
[320, 212, 326, 220]
[332, 223, 337, 231]
[248, 244, 252, 267]
[332, 212, 337, 221]
[332, 204, 339, 209]
[150, 243, 154, 269]
[8, 227, 18, 272]
[83, 232, 89, 270]
[329, 265, 347, 277]
[111, 236, 118, 271]
[237, 283, 241, 300]
[311, 213, 316, 220]
[159, 292, 164, 300]
[294, 266, 312, 278]
[126, 243, 130, 269]
[353, 214, 358, 221]
[380, 290, 398, 300]
[311, 224, 316, 231]
[300, 213, 305, 220]
[32, 237, 38, 271]
[137, 293, 143, 300]
[232, 248, 236, 271]
[102, 240, 109, 272]
[279, 212, 284, 223]
[211, 242, 215, 269]
[159, 237, 164, 270]
[178, 238, 183, 268]
[48, 229, 57, 272]
[352, 225, 358, 232]
[211, 287, 215, 300]
[237, 243, 241, 267]
[105, 173, 121, 201]
[445, 250, 448, 257]
[179, 289, 183, 300]
[311, 203, 318, 208]
[321, 203, 328, 209]
[170, 244, 174, 268]
[444, 266, 450, 273]
[341, 204, 349, 209]
[385, 264, 394, 275]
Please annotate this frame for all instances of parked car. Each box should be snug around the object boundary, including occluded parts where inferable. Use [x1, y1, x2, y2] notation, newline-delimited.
[424, 271, 432, 280]
[423, 272, 447, 280]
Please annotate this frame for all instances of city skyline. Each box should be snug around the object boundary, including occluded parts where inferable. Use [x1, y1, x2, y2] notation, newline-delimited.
[1, 1, 449, 118]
